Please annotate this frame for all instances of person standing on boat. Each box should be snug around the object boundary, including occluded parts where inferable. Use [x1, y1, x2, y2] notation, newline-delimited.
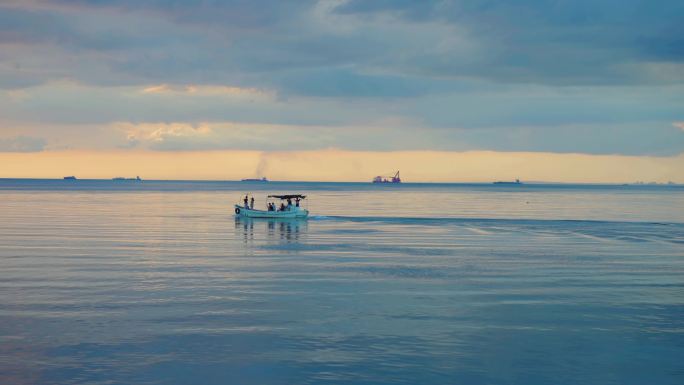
[295, 197, 300, 207]
[243, 195, 249, 208]
[250, 197, 254, 209]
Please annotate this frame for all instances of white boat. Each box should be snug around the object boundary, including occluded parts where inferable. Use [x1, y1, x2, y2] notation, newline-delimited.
[234, 194, 309, 218]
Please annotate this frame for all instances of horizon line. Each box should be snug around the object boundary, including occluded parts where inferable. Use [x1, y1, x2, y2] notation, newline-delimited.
[0, 177, 681, 186]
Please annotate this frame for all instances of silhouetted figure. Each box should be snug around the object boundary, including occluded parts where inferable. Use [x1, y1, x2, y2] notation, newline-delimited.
[287, 198, 292, 207]
[280, 203, 286, 211]
[243, 195, 249, 208]
[295, 197, 300, 207]
[250, 197, 254, 209]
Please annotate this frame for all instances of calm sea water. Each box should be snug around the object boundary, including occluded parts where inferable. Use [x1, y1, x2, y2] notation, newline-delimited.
[1, 179, 683, 385]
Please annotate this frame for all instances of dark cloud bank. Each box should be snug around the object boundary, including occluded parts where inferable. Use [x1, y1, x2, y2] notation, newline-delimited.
[0, 0, 683, 155]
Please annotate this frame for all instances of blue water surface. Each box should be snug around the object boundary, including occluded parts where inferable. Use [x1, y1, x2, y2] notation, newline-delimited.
[1, 179, 683, 384]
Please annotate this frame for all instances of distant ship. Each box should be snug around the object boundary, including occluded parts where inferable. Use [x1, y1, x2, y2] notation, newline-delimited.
[63, 176, 77, 180]
[373, 171, 401, 184]
[493, 178, 522, 185]
[241, 177, 269, 182]
[113, 176, 142, 181]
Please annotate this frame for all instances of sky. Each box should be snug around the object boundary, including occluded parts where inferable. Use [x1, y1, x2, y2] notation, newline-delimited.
[1, 0, 683, 182]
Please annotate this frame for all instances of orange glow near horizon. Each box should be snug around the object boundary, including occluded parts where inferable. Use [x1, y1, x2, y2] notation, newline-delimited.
[1, 149, 683, 183]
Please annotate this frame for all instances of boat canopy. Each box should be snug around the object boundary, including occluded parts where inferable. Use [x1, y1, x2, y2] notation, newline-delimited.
[268, 194, 306, 199]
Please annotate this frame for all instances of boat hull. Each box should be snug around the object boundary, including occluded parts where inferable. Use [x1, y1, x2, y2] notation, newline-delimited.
[234, 205, 308, 218]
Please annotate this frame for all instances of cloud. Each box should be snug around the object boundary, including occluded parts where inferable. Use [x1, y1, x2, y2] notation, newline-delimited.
[272, 69, 432, 98]
[140, 84, 171, 94]
[0, 135, 46, 152]
[2, 0, 683, 95]
[116, 122, 213, 149]
[74, 119, 684, 155]
[0, 1, 683, 158]
[2, 79, 683, 155]
[110, 121, 415, 151]
[332, 0, 684, 85]
[140, 84, 273, 99]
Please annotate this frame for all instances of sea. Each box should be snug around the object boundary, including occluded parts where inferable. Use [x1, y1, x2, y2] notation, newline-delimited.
[1, 179, 683, 385]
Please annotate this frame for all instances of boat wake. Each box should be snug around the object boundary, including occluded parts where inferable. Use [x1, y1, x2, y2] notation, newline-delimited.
[308, 215, 684, 244]
[309, 215, 333, 220]
[310, 214, 681, 226]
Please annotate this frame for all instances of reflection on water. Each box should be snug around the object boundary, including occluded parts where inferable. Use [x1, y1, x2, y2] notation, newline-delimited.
[1, 182, 683, 385]
[235, 216, 308, 242]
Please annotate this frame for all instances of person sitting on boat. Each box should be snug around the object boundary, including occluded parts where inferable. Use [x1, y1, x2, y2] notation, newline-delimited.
[267, 202, 274, 211]
[279, 202, 286, 211]
[250, 197, 254, 209]
[243, 195, 249, 208]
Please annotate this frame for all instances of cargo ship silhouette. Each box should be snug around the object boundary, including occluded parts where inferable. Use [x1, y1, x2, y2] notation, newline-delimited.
[493, 179, 522, 185]
[372, 171, 402, 183]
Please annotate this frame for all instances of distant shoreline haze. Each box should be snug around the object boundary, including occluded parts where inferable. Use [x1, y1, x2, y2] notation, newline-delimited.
[1, 179, 682, 187]
[0, 149, 682, 184]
